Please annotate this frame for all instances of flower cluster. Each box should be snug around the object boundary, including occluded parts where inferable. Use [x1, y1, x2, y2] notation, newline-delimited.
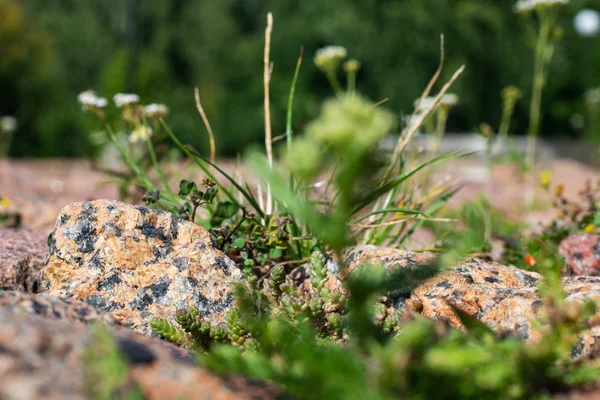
[314, 46, 347, 73]
[514, 0, 569, 14]
[113, 93, 140, 108]
[77, 90, 108, 111]
[584, 87, 600, 107]
[0, 116, 17, 133]
[128, 125, 153, 144]
[144, 103, 169, 119]
[414, 93, 459, 113]
[285, 94, 395, 179]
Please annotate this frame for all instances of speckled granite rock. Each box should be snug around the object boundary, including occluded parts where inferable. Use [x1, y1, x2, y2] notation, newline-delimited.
[0, 229, 48, 292]
[409, 259, 600, 357]
[559, 234, 600, 276]
[318, 245, 438, 293]
[343, 245, 437, 272]
[39, 200, 243, 335]
[0, 293, 282, 400]
[0, 290, 119, 326]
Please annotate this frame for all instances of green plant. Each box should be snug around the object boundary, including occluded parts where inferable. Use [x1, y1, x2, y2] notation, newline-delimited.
[515, 0, 568, 195]
[83, 324, 143, 400]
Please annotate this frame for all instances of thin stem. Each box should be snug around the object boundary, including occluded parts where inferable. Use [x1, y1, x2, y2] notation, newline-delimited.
[484, 136, 493, 245]
[431, 108, 449, 159]
[388, 35, 446, 176]
[325, 71, 344, 96]
[347, 71, 356, 96]
[384, 65, 465, 180]
[264, 12, 274, 216]
[142, 114, 173, 196]
[497, 102, 516, 146]
[194, 87, 216, 168]
[286, 46, 304, 152]
[105, 124, 153, 190]
[526, 12, 553, 172]
[219, 208, 248, 251]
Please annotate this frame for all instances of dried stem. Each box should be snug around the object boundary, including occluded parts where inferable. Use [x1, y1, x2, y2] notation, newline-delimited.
[194, 87, 216, 168]
[386, 35, 446, 178]
[264, 12, 274, 215]
[385, 64, 465, 180]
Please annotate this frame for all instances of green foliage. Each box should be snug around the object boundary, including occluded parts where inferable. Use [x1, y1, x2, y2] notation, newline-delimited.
[83, 324, 143, 400]
[426, 197, 524, 265]
[5, 0, 598, 157]
[198, 250, 600, 400]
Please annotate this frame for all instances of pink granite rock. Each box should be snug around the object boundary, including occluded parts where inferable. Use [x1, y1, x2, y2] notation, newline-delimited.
[558, 234, 600, 276]
[0, 229, 48, 292]
[39, 200, 243, 335]
[0, 291, 281, 400]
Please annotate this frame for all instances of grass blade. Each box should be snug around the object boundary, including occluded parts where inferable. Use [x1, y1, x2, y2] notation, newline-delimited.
[352, 207, 428, 224]
[184, 145, 265, 218]
[350, 151, 474, 217]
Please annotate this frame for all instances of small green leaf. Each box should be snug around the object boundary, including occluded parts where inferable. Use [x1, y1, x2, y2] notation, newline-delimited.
[232, 238, 246, 249]
[179, 180, 196, 198]
[269, 248, 283, 259]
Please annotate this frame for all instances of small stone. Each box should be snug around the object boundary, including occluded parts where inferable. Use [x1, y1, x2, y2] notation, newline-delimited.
[0, 229, 48, 292]
[39, 200, 243, 335]
[558, 234, 600, 276]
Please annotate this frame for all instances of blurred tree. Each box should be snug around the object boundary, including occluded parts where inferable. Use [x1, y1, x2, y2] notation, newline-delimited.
[1, 0, 598, 157]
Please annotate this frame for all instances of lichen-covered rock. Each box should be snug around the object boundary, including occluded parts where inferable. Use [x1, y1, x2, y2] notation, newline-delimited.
[558, 234, 600, 276]
[409, 259, 600, 357]
[0, 229, 48, 292]
[39, 200, 243, 335]
[0, 294, 281, 400]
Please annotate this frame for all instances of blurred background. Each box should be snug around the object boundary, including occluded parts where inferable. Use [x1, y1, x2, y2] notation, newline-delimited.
[1, 0, 599, 158]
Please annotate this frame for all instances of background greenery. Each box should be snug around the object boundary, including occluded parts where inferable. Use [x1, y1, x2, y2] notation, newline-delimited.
[1, 0, 599, 157]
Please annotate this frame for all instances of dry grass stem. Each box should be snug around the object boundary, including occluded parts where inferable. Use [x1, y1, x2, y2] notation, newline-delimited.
[386, 35, 447, 178]
[194, 87, 216, 168]
[264, 12, 274, 215]
[355, 216, 457, 230]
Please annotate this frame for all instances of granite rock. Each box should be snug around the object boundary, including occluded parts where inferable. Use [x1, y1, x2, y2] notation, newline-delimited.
[409, 258, 600, 357]
[317, 245, 438, 293]
[0, 229, 48, 292]
[558, 234, 600, 276]
[39, 200, 243, 335]
[0, 291, 281, 400]
[343, 245, 437, 272]
[0, 290, 119, 326]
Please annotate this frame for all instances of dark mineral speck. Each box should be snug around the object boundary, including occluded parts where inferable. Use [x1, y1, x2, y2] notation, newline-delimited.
[484, 277, 500, 284]
[435, 280, 452, 289]
[97, 273, 123, 291]
[117, 338, 156, 364]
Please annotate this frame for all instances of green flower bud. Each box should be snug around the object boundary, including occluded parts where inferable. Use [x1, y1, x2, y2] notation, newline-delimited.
[314, 46, 347, 74]
[305, 95, 396, 151]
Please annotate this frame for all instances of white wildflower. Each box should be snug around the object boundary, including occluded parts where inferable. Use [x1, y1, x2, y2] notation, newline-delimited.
[413, 96, 436, 112]
[584, 87, 600, 107]
[77, 90, 108, 110]
[143, 103, 169, 119]
[113, 93, 140, 108]
[440, 93, 459, 108]
[129, 125, 153, 144]
[0, 116, 17, 133]
[574, 9, 600, 37]
[314, 46, 347, 71]
[514, 0, 569, 14]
